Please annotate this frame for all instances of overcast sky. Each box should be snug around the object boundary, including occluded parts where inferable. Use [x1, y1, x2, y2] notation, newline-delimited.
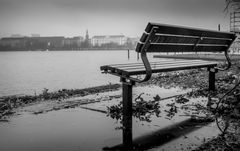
[0, 0, 230, 38]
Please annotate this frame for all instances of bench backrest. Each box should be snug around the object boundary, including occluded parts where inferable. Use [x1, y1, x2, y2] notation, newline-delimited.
[136, 23, 236, 53]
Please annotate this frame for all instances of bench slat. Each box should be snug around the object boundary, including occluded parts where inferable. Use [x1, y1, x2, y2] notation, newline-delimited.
[127, 63, 216, 76]
[140, 33, 232, 44]
[145, 23, 235, 39]
[141, 34, 232, 45]
[136, 43, 227, 53]
[124, 61, 216, 72]
[107, 59, 210, 67]
[109, 60, 214, 69]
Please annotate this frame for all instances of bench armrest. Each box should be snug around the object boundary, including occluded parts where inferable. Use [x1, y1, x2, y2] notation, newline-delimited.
[134, 27, 158, 83]
[138, 51, 152, 82]
[214, 50, 231, 71]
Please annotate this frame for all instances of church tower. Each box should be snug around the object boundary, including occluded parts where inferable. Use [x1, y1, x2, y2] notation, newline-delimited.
[84, 29, 90, 48]
[85, 30, 89, 41]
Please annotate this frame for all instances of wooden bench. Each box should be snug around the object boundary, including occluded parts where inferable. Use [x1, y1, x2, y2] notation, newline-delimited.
[101, 23, 236, 89]
[100, 22, 236, 148]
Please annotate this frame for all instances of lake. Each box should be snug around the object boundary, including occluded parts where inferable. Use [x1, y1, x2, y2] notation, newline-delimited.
[0, 50, 161, 97]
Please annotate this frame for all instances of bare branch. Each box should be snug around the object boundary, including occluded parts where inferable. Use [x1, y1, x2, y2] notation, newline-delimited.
[225, 0, 240, 12]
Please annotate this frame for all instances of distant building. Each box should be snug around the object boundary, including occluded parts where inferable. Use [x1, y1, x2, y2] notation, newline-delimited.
[91, 35, 127, 46]
[31, 34, 40, 37]
[32, 36, 65, 48]
[11, 34, 24, 38]
[0, 36, 65, 50]
[64, 36, 84, 47]
[0, 37, 28, 48]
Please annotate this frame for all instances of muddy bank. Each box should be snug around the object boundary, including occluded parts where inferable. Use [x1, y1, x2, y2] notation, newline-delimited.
[154, 53, 240, 61]
[0, 84, 120, 119]
[194, 125, 240, 151]
[17, 90, 122, 115]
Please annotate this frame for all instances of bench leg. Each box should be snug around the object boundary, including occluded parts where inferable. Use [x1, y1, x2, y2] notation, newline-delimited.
[122, 82, 133, 149]
[209, 69, 216, 91]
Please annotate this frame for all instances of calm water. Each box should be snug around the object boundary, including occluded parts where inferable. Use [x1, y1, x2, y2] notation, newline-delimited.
[0, 50, 162, 97]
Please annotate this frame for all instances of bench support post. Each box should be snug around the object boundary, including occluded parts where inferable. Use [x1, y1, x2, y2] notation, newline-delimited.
[122, 80, 134, 149]
[208, 68, 217, 91]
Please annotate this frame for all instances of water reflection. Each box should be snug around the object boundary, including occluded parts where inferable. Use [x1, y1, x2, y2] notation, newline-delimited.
[104, 95, 214, 150]
[105, 112, 213, 151]
[103, 103, 133, 150]
[0, 108, 122, 151]
[122, 99, 133, 150]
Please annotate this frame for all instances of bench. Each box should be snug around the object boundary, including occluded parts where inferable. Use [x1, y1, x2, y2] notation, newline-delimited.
[100, 23, 236, 148]
[101, 22, 236, 88]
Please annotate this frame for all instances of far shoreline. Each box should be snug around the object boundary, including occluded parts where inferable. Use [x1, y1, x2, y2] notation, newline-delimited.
[0, 49, 134, 52]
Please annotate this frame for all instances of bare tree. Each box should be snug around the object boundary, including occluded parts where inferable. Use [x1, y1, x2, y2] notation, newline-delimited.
[225, 0, 240, 12]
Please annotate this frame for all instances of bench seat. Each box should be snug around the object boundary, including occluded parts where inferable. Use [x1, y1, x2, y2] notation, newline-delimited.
[101, 59, 217, 77]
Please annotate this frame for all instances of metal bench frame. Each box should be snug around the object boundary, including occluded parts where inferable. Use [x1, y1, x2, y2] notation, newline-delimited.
[100, 23, 236, 147]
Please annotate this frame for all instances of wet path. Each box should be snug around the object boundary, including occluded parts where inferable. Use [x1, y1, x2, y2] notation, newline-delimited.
[0, 108, 121, 151]
[0, 85, 221, 151]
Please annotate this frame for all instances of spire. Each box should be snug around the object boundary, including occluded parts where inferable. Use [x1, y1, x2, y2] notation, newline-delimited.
[85, 29, 89, 41]
[84, 29, 90, 48]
